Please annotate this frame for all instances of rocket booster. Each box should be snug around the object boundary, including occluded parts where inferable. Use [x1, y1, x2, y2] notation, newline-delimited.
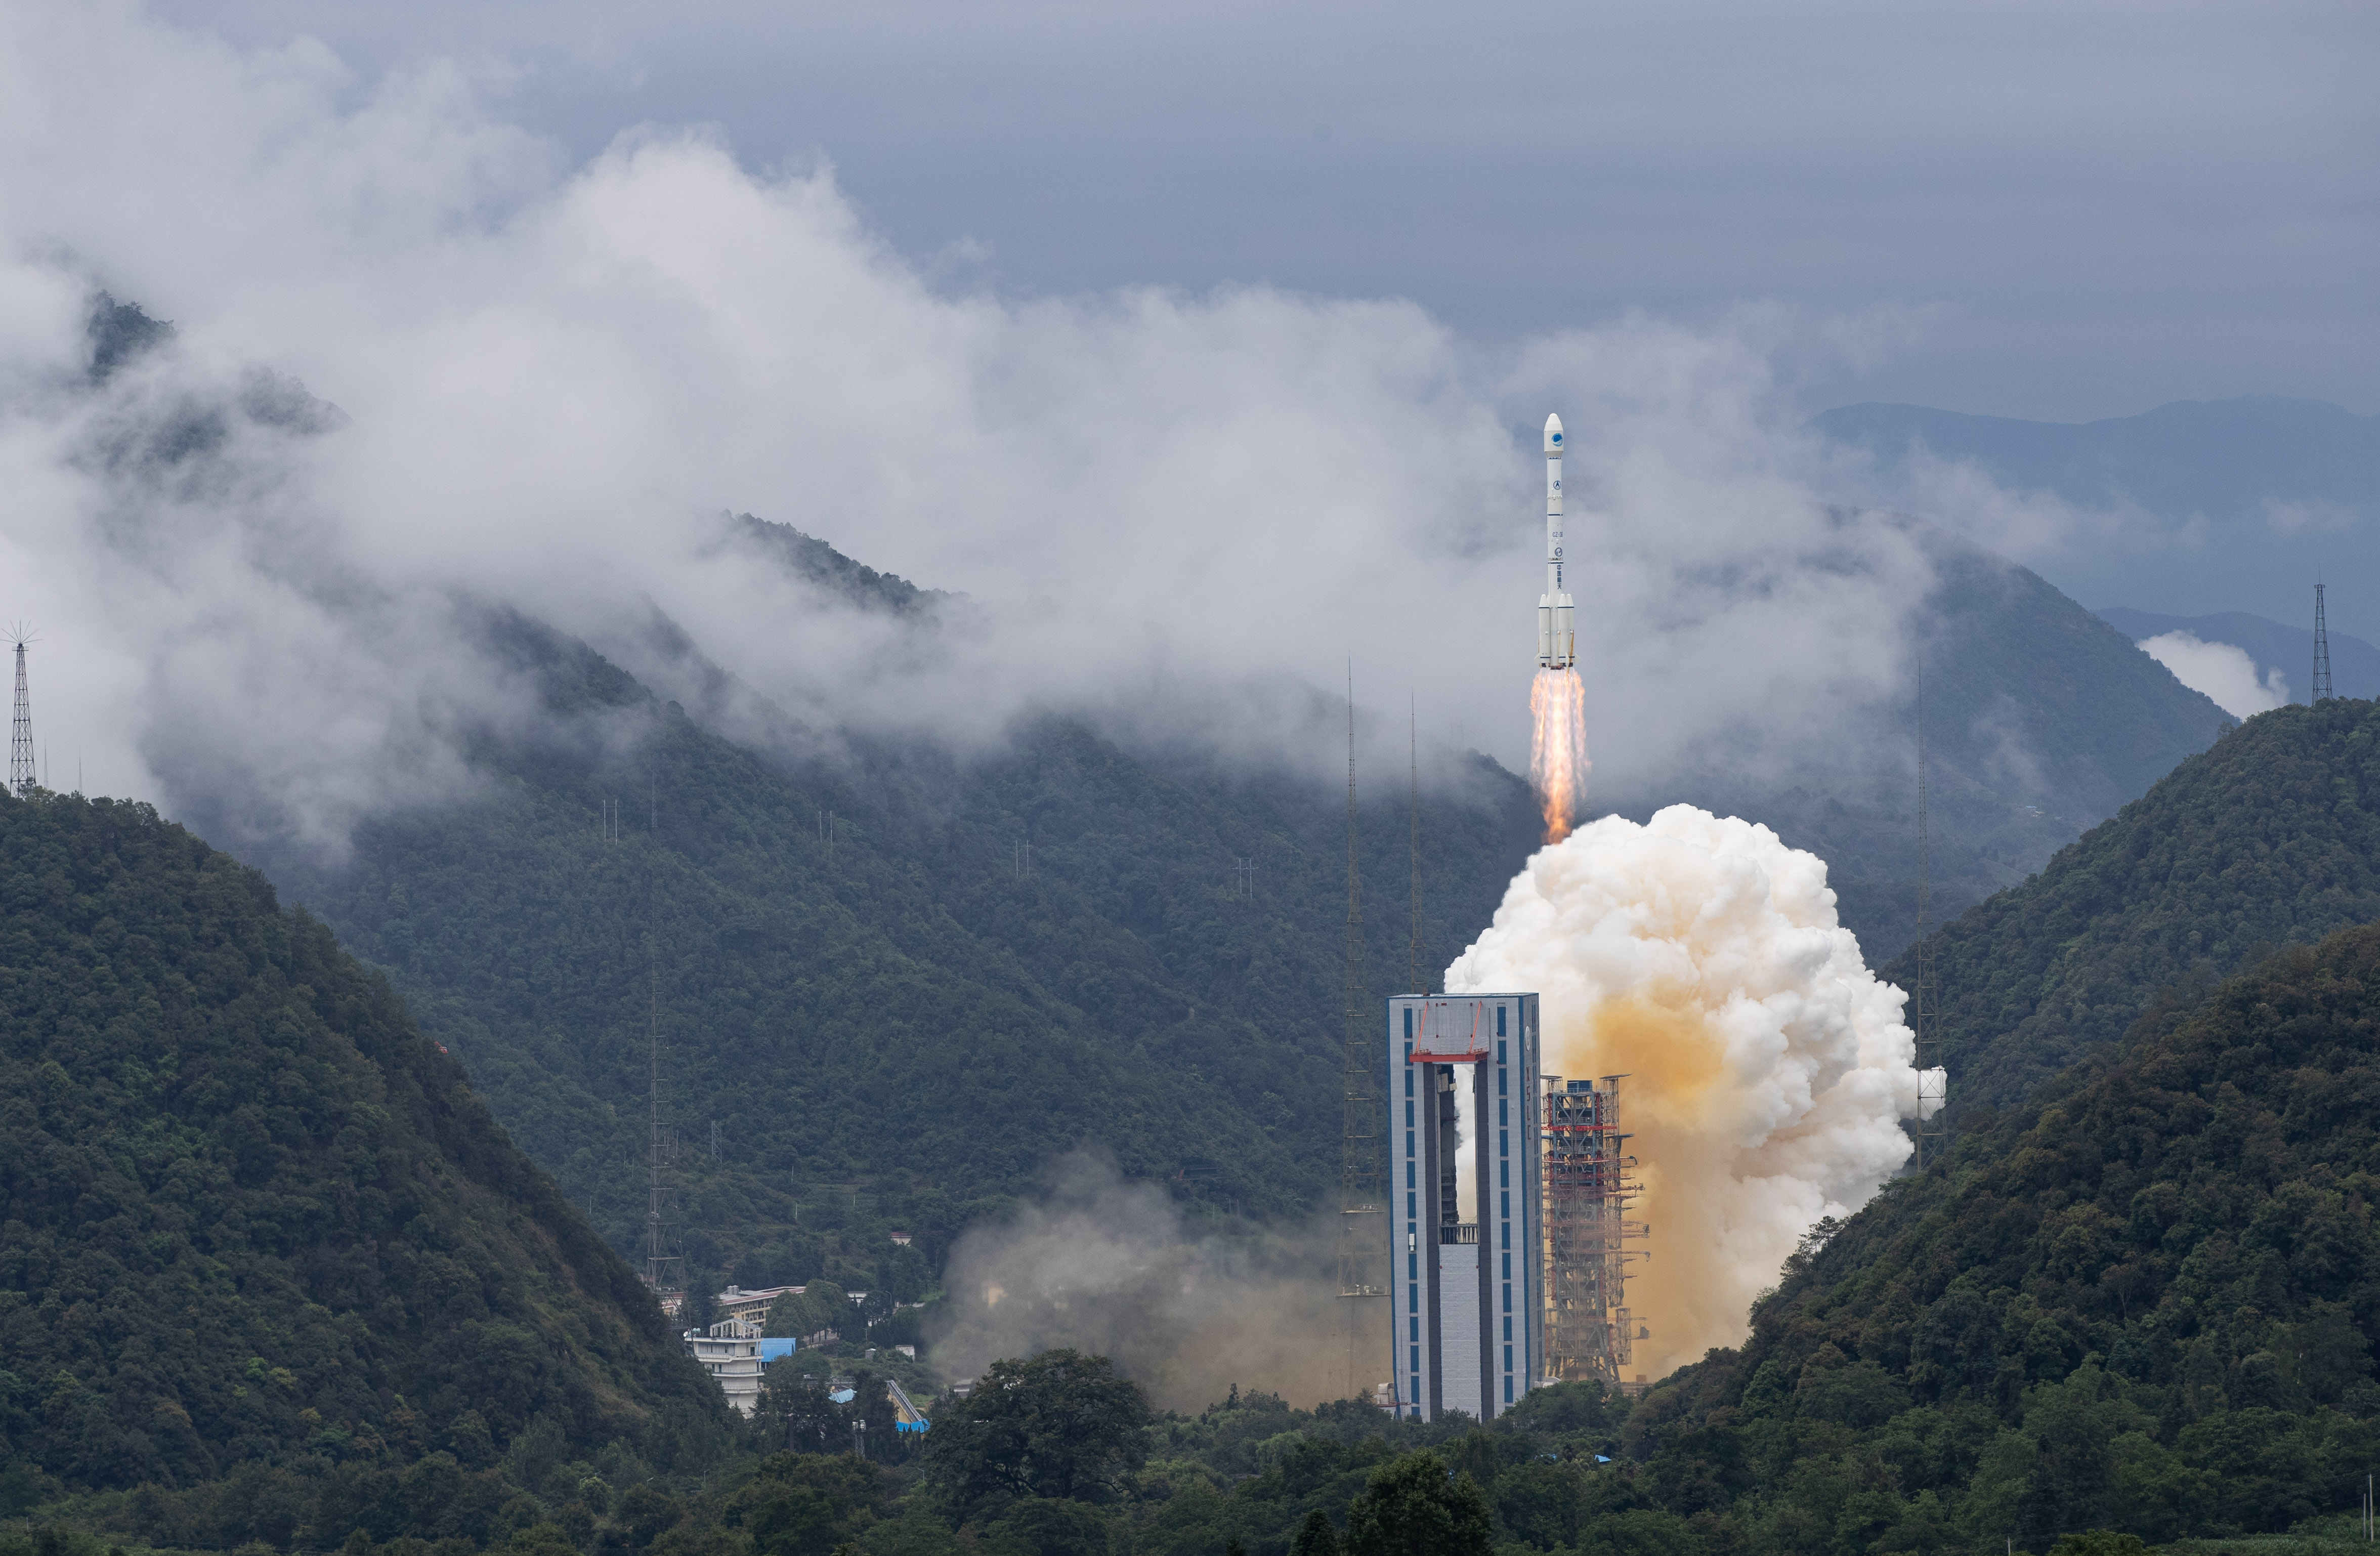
[1537, 413, 1575, 670]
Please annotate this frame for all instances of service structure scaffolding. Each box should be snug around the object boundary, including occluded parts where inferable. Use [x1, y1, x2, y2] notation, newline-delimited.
[1539, 1076, 1647, 1388]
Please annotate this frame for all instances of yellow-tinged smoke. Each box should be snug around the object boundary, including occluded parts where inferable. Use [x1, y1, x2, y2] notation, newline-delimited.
[1529, 667, 1590, 842]
[1447, 806, 1939, 1379]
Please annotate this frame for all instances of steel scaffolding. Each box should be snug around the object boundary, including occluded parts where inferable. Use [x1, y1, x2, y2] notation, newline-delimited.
[1539, 1076, 1645, 1387]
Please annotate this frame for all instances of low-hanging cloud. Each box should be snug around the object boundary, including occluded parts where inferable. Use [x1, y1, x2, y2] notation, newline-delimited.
[2137, 630, 2287, 718]
[0, 1, 1981, 857]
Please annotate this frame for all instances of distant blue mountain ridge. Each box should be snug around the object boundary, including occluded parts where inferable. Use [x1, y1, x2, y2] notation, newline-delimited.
[1813, 395, 2380, 640]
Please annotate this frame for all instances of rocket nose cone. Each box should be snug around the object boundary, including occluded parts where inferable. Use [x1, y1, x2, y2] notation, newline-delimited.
[1543, 413, 1564, 454]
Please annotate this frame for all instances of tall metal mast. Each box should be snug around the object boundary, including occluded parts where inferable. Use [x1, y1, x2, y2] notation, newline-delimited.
[1408, 698, 1427, 997]
[10, 635, 32, 800]
[1336, 674, 1385, 1398]
[645, 780, 679, 1297]
[1913, 661, 1945, 1168]
[2314, 582, 2334, 703]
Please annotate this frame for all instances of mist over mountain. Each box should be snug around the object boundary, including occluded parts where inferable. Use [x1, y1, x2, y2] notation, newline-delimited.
[1813, 396, 2380, 641]
[1632, 525, 2229, 962]
[2097, 605, 2380, 705]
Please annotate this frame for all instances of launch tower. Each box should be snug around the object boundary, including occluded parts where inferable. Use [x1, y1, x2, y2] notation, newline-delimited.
[1538, 1076, 1646, 1389]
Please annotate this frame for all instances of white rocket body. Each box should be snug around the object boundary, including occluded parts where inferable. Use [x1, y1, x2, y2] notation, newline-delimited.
[1537, 413, 1575, 669]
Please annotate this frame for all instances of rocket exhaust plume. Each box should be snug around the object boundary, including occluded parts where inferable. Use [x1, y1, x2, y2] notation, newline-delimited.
[1531, 667, 1589, 842]
[1448, 806, 1940, 1378]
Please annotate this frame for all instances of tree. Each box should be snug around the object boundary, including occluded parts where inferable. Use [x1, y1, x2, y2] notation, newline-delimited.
[920, 1351, 1153, 1521]
[767, 1282, 851, 1340]
[1291, 1510, 1341, 1556]
[2048, 1535, 2152, 1556]
[983, 1498, 1114, 1556]
[678, 1283, 720, 1335]
[847, 1371, 900, 1461]
[724, 1454, 890, 1556]
[1342, 1453, 1492, 1556]
[753, 1363, 844, 1456]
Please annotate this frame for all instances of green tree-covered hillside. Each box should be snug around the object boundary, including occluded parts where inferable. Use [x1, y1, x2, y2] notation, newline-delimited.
[0, 792, 723, 1497]
[1886, 696, 2380, 1115]
[249, 615, 1543, 1291]
[1620, 916, 2380, 1549]
[240, 518, 2235, 1291]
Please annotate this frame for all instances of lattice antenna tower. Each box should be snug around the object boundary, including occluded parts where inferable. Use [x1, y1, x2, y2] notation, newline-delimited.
[1912, 660, 1946, 1167]
[645, 778, 681, 1296]
[1336, 671, 1386, 1399]
[1408, 696, 1427, 997]
[2314, 581, 2334, 703]
[9, 627, 34, 800]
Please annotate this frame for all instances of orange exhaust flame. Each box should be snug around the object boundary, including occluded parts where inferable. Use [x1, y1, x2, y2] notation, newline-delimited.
[1530, 667, 1590, 843]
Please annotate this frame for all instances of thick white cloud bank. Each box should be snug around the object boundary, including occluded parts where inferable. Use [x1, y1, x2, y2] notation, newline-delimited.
[1446, 806, 1935, 1377]
[2138, 630, 2289, 718]
[0, 1, 1985, 854]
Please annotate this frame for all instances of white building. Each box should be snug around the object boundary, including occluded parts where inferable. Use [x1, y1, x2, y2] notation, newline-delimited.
[1382, 993, 1545, 1421]
[683, 1317, 797, 1417]
[716, 1284, 802, 1328]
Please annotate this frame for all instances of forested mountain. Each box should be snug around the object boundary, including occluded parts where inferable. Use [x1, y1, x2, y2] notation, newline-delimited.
[1885, 696, 2380, 1116]
[244, 611, 1544, 1293]
[0, 791, 725, 1507]
[1647, 526, 2231, 959]
[163, 493, 2228, 1294]
[1611, 914, 2380, 1550]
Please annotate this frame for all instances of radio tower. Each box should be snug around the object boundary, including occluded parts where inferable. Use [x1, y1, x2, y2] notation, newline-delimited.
[1912, 661, 1945, 1167]
[1408, 698, 1427, 997]
[644, 782, 681, 1300]
[1336, 675, 1386, 1399]
[2313, 582, 2334, 703]
[10, 630, 34, 800]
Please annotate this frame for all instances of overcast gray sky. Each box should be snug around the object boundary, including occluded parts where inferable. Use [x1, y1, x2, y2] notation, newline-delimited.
[151, 0, 2378, 424]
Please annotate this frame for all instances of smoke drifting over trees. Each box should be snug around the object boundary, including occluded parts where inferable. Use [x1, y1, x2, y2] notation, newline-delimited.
[928, 1155, 1355, 1413]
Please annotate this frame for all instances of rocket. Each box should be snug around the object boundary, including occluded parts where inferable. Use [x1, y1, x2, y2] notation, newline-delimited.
[1537, 413, 1575, 669]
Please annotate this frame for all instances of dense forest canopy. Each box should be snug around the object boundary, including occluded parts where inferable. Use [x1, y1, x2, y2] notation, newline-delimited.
[1888, 696, 2380, 1116]
[0, 792, 723, 1501]
[239, 609, 1545, 1293]
[1622, 913, 2380, 1549]
[234, 556, 2234, 1297]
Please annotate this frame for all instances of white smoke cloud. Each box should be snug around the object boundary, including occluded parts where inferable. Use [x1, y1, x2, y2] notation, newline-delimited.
[928, 1154, 1351, 1413]
[1444, 805, 1936, 1378]
[2137, 630, 2287, 718]
[0, 1, 1965, 852]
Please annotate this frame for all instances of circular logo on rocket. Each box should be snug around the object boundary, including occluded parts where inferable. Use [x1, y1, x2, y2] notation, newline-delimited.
[1544, 412, 1564, 454]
